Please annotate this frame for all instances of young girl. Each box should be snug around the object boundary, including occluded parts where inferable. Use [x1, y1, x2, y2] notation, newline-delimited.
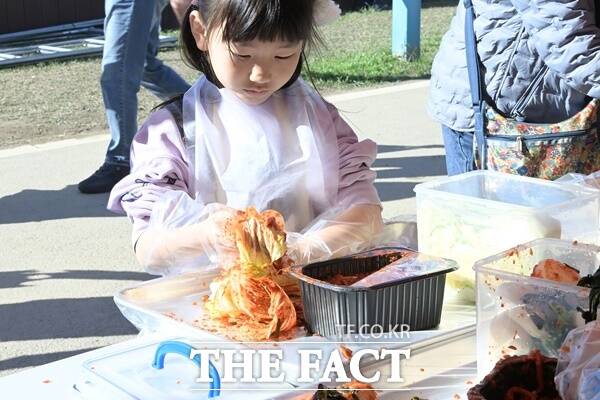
[108, 0, 383, 274]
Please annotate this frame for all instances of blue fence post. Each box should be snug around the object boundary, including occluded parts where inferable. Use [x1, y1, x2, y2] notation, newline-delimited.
[392, 0, 421, 59]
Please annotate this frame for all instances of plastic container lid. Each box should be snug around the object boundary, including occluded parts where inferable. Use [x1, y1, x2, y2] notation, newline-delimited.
[414, 170, 599, 211]
[82, 337, 297, 400]
[349, 252, 458, 289]
[290, 247, 458, 292]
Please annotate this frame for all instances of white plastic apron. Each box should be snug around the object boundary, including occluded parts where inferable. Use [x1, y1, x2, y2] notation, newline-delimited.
[181, 76, 338, 232]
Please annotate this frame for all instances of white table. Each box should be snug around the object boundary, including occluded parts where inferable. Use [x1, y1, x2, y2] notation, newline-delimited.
[0, 326, 477, 399]
[0, 334, 163, 398]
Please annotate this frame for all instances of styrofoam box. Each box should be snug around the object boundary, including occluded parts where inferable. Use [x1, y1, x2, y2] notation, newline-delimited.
[414, 170, 600, 303]
[473, 238, 600, 378]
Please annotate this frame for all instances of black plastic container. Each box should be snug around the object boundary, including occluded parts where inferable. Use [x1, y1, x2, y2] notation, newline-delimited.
[289, 247, 458, 337]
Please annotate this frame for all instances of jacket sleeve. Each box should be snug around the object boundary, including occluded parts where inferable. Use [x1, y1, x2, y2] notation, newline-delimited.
[326, 102, 382, 209]
[107, 108, 193, 246]
[510, 0, 600, 97]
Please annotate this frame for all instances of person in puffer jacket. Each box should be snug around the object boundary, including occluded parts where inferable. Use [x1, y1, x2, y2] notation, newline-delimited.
[428, 0, 600, 175]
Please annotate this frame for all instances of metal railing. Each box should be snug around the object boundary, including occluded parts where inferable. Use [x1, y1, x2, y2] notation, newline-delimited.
[0, 19, 177, 68]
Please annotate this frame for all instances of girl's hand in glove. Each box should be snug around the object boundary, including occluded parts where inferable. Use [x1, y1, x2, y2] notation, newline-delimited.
[188, 204, 239, 264]
[135, 204, 239, 275]
[286, 232, 332, 266]
[286, 204, 383, 266]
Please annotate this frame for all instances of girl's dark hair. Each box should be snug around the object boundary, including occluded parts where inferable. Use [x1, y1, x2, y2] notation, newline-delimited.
[180, 0, 321, 89]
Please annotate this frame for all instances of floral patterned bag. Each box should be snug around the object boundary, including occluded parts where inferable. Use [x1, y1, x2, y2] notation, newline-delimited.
[482, 100, 600, 179]
[464, 0, 600, 180]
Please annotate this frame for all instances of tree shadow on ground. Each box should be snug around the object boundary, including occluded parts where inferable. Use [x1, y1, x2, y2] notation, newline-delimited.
[0, 184, 116, 224]
[0, 297, 139, 342]
[373, 144, 447, 202]
[377, 144, 444, 154]
[0, 269, 154, 290]
[0, 347, 100, 371]
[373, 155, 446, 180]
[375, 181, 421, 202]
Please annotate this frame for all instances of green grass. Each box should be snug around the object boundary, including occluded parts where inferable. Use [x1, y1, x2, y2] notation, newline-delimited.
[306, 5, 455, 89]
[0, 2, 456, 148]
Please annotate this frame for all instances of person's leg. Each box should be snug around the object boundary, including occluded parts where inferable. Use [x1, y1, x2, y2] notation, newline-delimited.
[79, 0, 157, 193]
[441, 125, 475, 175]
[101, 0, 157, 166]
[141, 0, 190, 100]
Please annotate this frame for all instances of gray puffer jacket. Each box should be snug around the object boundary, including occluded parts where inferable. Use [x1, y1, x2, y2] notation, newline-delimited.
[428, 0, 600, 132]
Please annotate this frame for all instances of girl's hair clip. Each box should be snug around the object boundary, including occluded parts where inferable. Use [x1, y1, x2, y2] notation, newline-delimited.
[314, 0, 342, 26]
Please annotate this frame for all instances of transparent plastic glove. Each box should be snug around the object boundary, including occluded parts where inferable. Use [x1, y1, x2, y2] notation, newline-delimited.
[137, 195, 239, 275]
[286, 204, 383, 266]
[377, 215, 418, 250]
[286, 232, 333, 266]
[188, 204, 239, 264]
[555, 319, 600, 400]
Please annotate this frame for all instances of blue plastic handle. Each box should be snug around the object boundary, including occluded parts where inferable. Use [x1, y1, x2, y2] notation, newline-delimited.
[152, 340, 221, 398]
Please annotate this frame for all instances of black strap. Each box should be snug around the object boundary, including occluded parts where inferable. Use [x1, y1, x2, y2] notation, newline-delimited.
[164, 97, 185, 138]
[463, 0, 488, 167]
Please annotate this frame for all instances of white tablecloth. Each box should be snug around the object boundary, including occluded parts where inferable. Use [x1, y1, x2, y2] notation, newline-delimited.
[0, 334, 162, 398]
[0, 327, 477, 399]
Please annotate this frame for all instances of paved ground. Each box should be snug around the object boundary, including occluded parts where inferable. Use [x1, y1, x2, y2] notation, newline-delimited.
[0, 80, 446, 377]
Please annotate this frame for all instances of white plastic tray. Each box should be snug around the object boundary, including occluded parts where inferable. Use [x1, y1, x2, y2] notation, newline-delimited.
[114, 268, 476, 346]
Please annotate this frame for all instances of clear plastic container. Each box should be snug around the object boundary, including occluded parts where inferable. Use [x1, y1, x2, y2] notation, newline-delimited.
[414, 170, 600, 303]
[473, 238, 600, 378]
[80, 336, 301, 399]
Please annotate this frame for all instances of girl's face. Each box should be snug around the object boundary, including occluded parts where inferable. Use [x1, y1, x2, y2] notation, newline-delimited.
[190, 11, 303, 105]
